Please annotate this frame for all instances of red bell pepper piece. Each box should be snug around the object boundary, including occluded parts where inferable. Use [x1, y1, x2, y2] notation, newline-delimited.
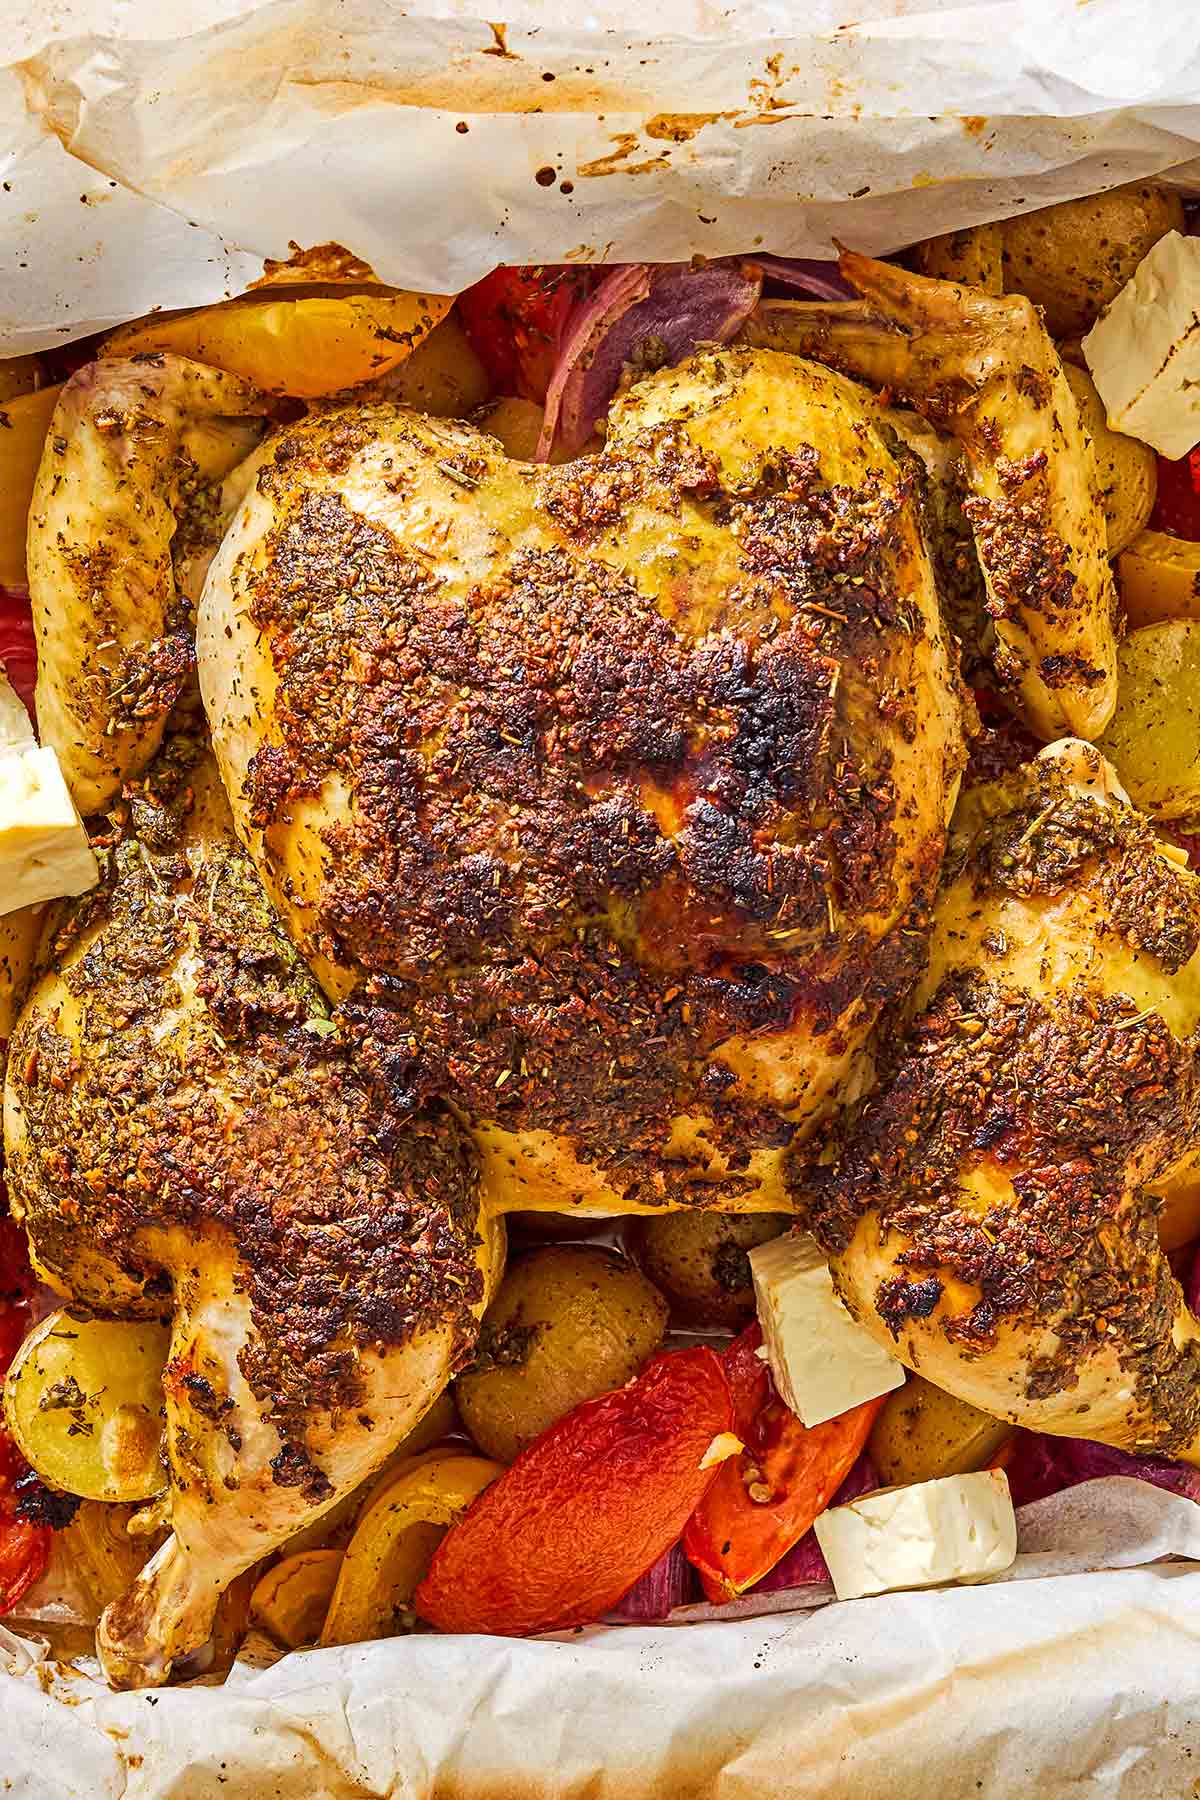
[415, 1345, 732, 1636]
[0, 1207, 50, 1614]
[1150, 447, 1200, 542]
[0, 587, 36, 717]
[682, 1323, 884, 1602]
[457, 265, 593, 403]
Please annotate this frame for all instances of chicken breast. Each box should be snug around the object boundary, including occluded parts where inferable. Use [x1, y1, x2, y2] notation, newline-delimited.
[197, 346, 968, 1216]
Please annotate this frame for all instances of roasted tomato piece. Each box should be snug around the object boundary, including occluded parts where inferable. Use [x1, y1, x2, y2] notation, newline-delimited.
[457, 265, 592, 402]
[415, 1346, 732, 1635]
[1150, 448, 1200, 541]
[682, 1323, 884, 1601]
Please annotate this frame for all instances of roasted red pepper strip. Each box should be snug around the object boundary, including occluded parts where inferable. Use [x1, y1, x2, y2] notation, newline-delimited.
[1150, 447, 1200, 541]
[0, 587, 36, 717]
[682, 1323, 885, 1602]
[457, 265, 593, 403]
[0, 1204, 50, 1614]
[415, 1345, 732, 1636]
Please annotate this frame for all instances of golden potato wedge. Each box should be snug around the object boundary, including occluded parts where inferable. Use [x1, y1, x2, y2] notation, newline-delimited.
[1096, 619, 1200, 817]
[320, 1452, 502, 1647]
[251, 1548, 342, 1649]
[0, 904, 44, 1042]
[1117, 528, 1200, 628]
[911, 223, 1004, 294]
[3, 1309, 168, 1501]
[102, 286, 454, 398]
[0, 382, 62, 588]
[1062, 363, 1156, 556]
[0, 355, 46, 404]
[380, 313, 489, 417]
[869, 1375, 1012, 1485]
[1000, 183, 1184, 338]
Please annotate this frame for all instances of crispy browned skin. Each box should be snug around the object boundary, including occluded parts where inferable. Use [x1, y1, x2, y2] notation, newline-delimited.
[742, 255, 1118, 744]
[28, 355, 270, 816]
[803, 742, 1200, 1459]
[198, 347, 968, 1214]
[3, 736, 497, 1685]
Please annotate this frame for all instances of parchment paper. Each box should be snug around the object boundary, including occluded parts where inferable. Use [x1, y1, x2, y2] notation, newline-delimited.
[4, 2, 1200, 1792]
[5, 1481, 1200, 1798]
[5, 0, 1200, 348]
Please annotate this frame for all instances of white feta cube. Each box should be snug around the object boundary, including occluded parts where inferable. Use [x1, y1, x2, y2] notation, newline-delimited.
[1083, 231, 1200, 458]
[813, 1470, 1017, 1601]
[748, 1231, 904, 1427]
[0, 739, 98, 915]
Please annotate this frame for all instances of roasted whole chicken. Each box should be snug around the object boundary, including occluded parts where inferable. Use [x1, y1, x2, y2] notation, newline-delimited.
[3, 247, 1194, 1683]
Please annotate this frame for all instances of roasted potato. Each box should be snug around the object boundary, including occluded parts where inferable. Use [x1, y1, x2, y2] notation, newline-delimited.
[475, 395, 545, 460]
[869, 1376, 1012, 1485]
[456, 1246, 668, 1464]
[628, 1211, 792, 1326]
[3, 1310, 168, 1501]
[1096, 619, 1200, 817]
[0, 382, 62, 588]
[911, 223, 1003, 294]
[251, 1548, 343, 1650]
[102, 285, 454, 398]
[999, 183, 1184, 338]
[1062, 362, 1156, 556]
[1117, 528, 1200, 628]
[379, 312, 489, 417]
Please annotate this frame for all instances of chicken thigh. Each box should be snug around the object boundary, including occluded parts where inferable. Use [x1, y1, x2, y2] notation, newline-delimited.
[3, 736, 499, 1685]
[197, 346, 968, 1216]
[806, 741, 1200, 1458]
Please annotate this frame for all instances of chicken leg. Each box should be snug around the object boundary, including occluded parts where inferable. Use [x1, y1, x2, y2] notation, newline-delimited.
[804, 740, 1200, 1457]
[3, 738, 500, 1685]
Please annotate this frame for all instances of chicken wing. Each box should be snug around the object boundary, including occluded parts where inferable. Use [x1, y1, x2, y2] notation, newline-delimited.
[3, 736, 499, 1685]
[742, 255, 1119, 743]
[28, 355, 270, 817]
[805, 740, 1200, 1457]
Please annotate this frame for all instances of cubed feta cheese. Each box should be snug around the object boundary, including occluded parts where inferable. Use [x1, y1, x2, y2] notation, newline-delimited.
[1083, 231, 1200, 459]
[0, 727, 98, 915]
[813, 1470, 1017, 1600]
[748, 1231, 904, 1427]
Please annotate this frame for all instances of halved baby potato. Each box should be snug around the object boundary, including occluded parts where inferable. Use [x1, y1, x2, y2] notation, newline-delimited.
[456, 1246, 668, 1465]
[3, 1309, 169, 1501]
[102, 286, 454, 398]
[1096, 619, 1200, 818]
